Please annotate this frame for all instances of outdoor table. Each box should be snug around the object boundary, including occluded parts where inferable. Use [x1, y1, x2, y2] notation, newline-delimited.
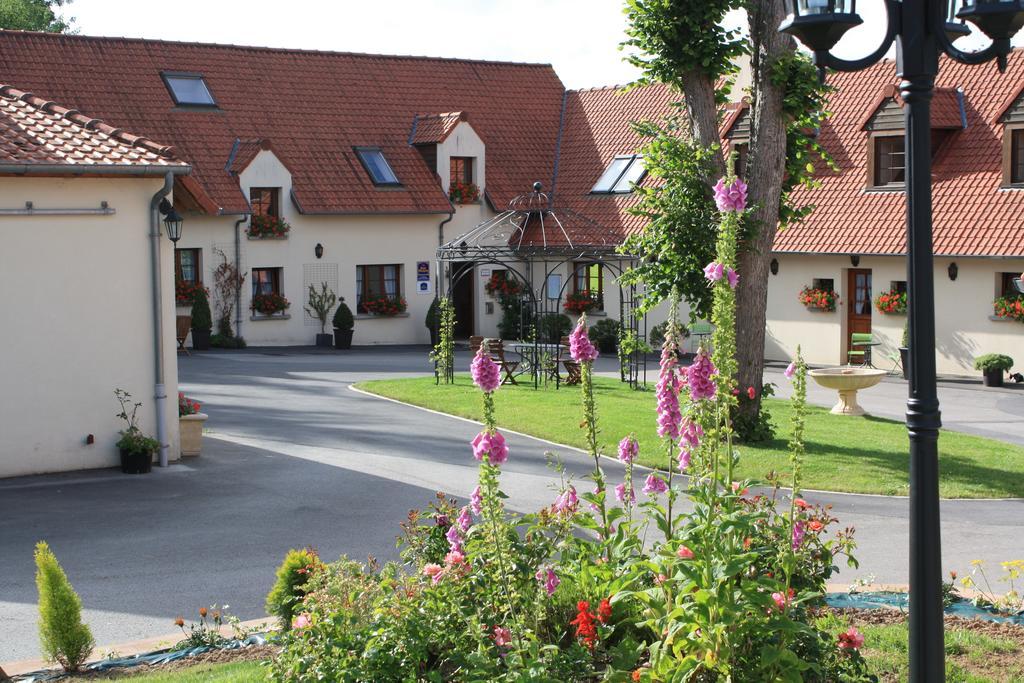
[856, 341, 882, 368]
[506, 341, 565, 376]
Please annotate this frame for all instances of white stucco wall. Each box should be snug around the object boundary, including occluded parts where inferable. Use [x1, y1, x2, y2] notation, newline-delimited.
[0, 176, 180, 478]
[765, 253, 1024, 376]
[437, 121, 486, 196]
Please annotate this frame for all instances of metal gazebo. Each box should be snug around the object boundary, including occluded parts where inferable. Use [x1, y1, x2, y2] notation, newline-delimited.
[436, 183, 648, 389]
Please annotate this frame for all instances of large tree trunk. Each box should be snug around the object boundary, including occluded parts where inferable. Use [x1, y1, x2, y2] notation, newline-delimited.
[680, 72, 727, 180]
[736, 0, 795, 418]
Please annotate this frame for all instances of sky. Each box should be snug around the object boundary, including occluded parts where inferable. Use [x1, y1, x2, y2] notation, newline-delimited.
[64, 0, 1010, 89]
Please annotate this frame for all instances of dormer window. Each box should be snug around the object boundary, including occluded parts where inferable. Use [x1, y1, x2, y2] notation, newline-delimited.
[1000, 89, 1024, 186]
[250, 187, 280, 218]
[591, 154, 646, 194]
[870, 135, 905, 188]
[161, 72, 216, 107]
[451, 157, 474, 185]
[356, 147, 400, 186]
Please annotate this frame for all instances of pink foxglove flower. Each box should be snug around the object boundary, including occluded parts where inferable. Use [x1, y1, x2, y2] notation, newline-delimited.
[713, 177, 748, 213]
[569, 319, 599, 362]
[471, 344, 501, 393]
[553, 485, 578, 515]
[703, 261, 725, 283]
[614, 482, 635, 504]
[535, 566, 560, 596]
[726, 267, 739, 290]
[292, 612, 311, 630]
[618, 435, 639, 463]
[676, 546, 694, 560]
[589, 486, 603, 513]
[444, 550, 466, 567]
[656, 345, 682, 439]
[772, 589, 794, 611]
[678, 445, 692, 472]
[792, 520, 806, 550]
[687, 349, 717, 401]
[445, 525, 463, 553]
[838, 626, 865, 650]
[642, 474, 668, 495]
[679, 419, 703, 449]
[784, 361, 797, 380]
[470, 485, 483, 516]
[471, 429, 508, 465]
[456, 506, 472, 533]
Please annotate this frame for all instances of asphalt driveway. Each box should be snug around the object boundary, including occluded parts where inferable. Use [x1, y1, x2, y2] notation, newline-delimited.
[1, 347, 1021, 662]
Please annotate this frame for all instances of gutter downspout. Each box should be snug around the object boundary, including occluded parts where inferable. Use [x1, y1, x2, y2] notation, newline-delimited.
[436, 207, 455, 299]
[150, 173, 175, 467]
[234, 215, 248, 338]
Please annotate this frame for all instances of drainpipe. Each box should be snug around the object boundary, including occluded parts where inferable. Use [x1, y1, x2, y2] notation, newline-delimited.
[233, 215, 248, 338]
[150, 172, 175, 467]
[436, 208, 455, 298]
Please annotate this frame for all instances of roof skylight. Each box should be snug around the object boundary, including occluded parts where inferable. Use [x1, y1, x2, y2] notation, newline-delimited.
[591, 154, 646, 194]
[161, 72, 216, 107]
[356, 147, 400, 186]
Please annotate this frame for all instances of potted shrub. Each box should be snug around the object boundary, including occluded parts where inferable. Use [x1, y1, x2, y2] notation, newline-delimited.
[538, 312, 572, 343]
[114, 389, 158, 474]
[333, 298, 354, 350]
[973, 354, 1014, 387]
[303, 282, 337, 347]
[178, 393, 208, 457]
[190, 287, 212, 350]
[426, 298, 440, 347]
[589, 318, 621, 354]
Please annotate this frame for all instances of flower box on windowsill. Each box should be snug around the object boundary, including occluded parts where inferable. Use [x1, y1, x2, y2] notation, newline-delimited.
[250, 313, 291, 321]
[247, 235, 288, 241]
[355, 312, 410, 320]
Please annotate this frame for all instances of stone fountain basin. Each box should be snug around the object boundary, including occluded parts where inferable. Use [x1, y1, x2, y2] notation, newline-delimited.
[809, 367, 888, 416]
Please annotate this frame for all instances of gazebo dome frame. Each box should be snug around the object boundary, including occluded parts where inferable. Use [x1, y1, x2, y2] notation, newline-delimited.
[436, 183, 648, 388]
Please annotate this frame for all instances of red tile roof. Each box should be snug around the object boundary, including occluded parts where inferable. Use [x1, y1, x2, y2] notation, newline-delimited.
[0, 84, 183, 171]
[777, 52, 1024, 257]
[410, 112, 465, 145]
[517, 83, 676, 249]
[0, 30, 564, 215]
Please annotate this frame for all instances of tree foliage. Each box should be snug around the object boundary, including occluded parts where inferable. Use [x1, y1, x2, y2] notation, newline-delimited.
[622, 0, 745, 92]
[0, 0, 74, 32]
[35, 541, 94, 672]
[620, 118, 720, 319]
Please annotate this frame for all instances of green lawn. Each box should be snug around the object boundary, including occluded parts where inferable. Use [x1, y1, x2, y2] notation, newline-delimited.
[814, 613, 1024, 682]
[97, 661, 266, 681]
[357, 375, 1024, 498]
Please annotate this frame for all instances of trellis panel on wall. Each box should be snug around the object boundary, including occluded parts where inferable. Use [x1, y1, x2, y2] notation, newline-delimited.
[302, 262, 339, 327]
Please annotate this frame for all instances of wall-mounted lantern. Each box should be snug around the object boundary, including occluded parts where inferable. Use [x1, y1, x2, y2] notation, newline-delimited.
[315, 243, 324, 259]
[947, 262, 958, 281]
[770, 258, 780, 276]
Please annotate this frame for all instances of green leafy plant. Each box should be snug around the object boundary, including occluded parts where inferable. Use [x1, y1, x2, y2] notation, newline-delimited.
[589, 318, 621, 354]
[449, 181, 480, 204]
[993, 294, 1024, 322]
[537, 312, 572, 343]
[799, 286, 839, 312]
[210, 334, 247, 349]
[973, 353, 1014, 373]
[172, 605, 229, 650]
[564, 290, 599, 314]
[113, 389, 159, 456]
[332, 298, 354, 331]
[190, 286, 212, 333]
[874, 288, 907, 315]
[246, 214, 290, 238]
[211, 247, 246, 338]
[429, 297, 456, 384]
[35, 541, 94, 672]
[266, 548, 322, 630]
[362, 295, 407, 316]
[649, 321, 688, 349]
[303, 282, 337, 334]
[901, 320, 909, 348]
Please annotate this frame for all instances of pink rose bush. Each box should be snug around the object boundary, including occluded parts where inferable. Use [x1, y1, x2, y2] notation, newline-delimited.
[270, 176, 869, 682]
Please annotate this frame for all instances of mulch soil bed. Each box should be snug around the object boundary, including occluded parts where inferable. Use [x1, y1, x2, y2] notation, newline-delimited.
[38, 645, 278, 680]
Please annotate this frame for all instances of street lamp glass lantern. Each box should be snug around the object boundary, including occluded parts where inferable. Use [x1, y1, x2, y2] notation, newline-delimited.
[163, 208, 184, 244]
[957, 0, 1024, 42]
[782, 0, 863, 53]
[796, 0, 855, 14]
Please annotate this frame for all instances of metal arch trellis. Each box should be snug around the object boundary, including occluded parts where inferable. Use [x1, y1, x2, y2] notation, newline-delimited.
[436, 183, 648, 389]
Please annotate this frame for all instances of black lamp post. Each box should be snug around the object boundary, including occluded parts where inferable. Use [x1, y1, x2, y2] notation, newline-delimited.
[780, 1, 1024, 680]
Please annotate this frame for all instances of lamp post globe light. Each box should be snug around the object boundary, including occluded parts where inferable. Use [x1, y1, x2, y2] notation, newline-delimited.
[779, 1, 1024, 680]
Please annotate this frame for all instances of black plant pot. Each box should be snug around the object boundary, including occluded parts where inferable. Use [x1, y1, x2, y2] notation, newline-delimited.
[983, 369, 1004, 387]
[191, 328, 211, 351]
[899, 347, 910, 380]
[119, 448, 153, 474]
[315, 333, 333, 348]
[334, 327, 353, 350]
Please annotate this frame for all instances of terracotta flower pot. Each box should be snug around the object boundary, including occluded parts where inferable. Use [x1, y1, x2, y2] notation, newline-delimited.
[179, 412, 208, 457]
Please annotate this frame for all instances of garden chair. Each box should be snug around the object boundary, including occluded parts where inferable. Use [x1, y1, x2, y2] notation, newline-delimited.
[885, 349, 904, 377]
[487, 339, 520, 386]
[176, 315, 191, 355]
[550, 336, 581, 388]
[847, 332, 878, 367]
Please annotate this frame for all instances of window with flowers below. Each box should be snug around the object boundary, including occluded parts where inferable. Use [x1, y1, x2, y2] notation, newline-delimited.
[573, 262, 603, 311]
[357, 264, 405, 315]
[251, 267, 289, 316]
[174, 248, 204, 306]
[995, 272, 1024, 322]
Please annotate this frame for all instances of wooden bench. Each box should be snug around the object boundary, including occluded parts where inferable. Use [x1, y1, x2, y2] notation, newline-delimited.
[176, 315, 191, 355]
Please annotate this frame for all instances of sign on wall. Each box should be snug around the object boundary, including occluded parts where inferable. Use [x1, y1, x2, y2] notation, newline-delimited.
[416, 261, 432, 295]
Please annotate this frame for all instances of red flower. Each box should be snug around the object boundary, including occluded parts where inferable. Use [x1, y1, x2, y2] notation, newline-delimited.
[747, 386, 756, 399]
[570, 600, 599, 649]
[597, 598, 612, 624]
